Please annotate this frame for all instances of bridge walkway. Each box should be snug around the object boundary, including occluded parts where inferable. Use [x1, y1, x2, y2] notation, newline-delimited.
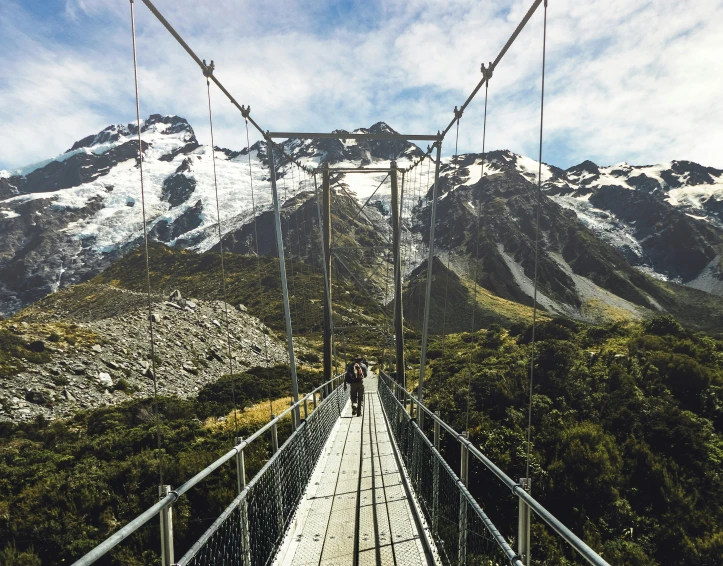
[274, 374, 433, 566]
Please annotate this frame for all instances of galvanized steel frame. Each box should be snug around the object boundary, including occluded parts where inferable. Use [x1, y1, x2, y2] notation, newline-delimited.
[378, 373, 522, 566]
[379, 372, 611, 566]
[71, 375, 347, 566]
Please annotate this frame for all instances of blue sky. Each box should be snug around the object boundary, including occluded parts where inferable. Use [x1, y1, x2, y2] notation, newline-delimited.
[1, 0, 722, 172]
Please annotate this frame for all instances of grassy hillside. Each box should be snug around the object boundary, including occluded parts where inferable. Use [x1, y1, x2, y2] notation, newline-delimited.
[0, 365, 323, 565]
[27, 242, 384, 336]
[420, 316, 723, 565]
[402, 257, 549, 333]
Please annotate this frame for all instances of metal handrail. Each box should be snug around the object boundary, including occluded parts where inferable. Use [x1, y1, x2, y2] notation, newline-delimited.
[379, 379, 523, 566]
[379, 372, 611, 566]
[72, 374, 344, 566]
[177, 377, 347, 564]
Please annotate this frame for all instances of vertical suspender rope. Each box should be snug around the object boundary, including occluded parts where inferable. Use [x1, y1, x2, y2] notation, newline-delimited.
[416, 163, 423, 321]
[471, 76, 490, 336]
[526, 0, 548, 480]
[441, 116, 461, 352]
[129, 0, 163, 485]
[292, 165, 308, 329]
[205, 75, 239, 436]
[243, 117, 273, 418]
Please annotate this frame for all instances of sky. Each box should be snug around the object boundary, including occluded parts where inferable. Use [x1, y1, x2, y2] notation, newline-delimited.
[1, 0, 722, 172]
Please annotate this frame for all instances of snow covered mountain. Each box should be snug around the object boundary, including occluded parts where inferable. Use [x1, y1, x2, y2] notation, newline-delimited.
[2, 115, 723, 329]
[431, 150, 723, 295]
[0, 115, 422, 316]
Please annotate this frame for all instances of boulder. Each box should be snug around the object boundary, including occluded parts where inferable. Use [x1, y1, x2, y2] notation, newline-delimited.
[97, 372, 113, 388]
[169, 289, 183, 302]
[182, 361, 198, 374]
[92, 344, 102, 353]
[27, 340, 45, 352]
[71, 364, 86, 375]
[25, 389, 52, 406]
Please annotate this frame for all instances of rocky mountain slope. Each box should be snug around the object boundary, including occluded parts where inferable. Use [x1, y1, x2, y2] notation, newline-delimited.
[434, 150, 723, 289]
[0, 285, 291, 423]
[2, 115, 723, 332]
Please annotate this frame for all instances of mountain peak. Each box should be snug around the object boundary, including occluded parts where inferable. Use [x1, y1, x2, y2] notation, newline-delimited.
[367, 122, 398, 135]
[66, 114, 195, 153]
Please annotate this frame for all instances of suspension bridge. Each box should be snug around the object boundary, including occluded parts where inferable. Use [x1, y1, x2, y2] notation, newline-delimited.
[71, 1, 611, 565]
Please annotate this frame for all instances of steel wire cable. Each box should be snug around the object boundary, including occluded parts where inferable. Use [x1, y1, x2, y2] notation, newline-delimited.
[470, 80, 489, 338]
[279, 159, 300, 326]
[415, 161, 425, 385]
[206, 76, 240, 436]
[181, 384, 350, 566]
[440, 118, 461, 354]
[244, 118, 273, 419]
[129, 0, 163, 486]
[526, 0, 548, 482]
[377, 377, 512, 566]
[291, 164, 308, 329]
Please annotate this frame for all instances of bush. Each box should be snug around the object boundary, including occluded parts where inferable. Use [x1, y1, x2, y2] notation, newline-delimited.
[645, 315, 684, 337]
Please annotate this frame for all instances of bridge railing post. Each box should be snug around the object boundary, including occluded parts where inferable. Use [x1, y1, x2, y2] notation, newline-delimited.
[235, 437, 252, 565]
[159, 485, 174, 566]
[291, 400, 298, 430]
[519, 477, 532, 565]
[269, 415, 284, 536]
[458, 433, 469, 566]
[432, 412, 441, 535]
[303, 396, 309, 420]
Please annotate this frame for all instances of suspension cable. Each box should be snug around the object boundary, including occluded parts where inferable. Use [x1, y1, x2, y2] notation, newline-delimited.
[526, 0, 548, 481]
[244, 118, 273, 419]
[129, 0, 163, 485]
[471, 75, 491, 336]
[205, 75, 239, 437]
[292, 164, 308, 329]
[441, 116, 461, 353]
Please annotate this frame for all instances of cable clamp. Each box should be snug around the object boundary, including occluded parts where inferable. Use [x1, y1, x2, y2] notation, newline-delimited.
[241, 105, 250, 119]
[202, 59, 215, 78]
[481, 62, 493, 80]
[454, 106, 463, 120]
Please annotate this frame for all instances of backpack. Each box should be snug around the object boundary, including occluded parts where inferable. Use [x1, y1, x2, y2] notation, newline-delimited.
[346, 363, 362, 383]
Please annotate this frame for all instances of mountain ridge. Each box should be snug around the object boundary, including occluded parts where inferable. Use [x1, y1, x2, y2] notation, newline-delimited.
[2, 114, 723, 332]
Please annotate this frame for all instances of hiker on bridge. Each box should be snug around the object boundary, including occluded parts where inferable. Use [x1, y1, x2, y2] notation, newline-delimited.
[354, 355, 368, 378]
[344, 361, 365, 417]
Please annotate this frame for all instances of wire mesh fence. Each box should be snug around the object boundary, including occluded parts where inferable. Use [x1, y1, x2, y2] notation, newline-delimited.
[179, 381, 349, 566]
[377, 377, 517, 566]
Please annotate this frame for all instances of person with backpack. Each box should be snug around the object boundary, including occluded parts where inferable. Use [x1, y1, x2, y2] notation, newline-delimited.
[354, 355, 368, 378]
[344, 361, 365, 417]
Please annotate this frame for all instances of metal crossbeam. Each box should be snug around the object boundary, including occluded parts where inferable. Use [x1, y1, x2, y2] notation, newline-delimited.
[268, 132, 440, 141]
[321, 168, 393, 173]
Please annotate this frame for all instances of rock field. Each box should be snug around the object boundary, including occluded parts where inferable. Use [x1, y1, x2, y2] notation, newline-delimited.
[0, 288, 295, 423]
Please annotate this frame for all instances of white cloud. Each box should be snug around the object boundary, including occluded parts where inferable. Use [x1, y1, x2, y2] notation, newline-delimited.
[1, 0, 722, 171]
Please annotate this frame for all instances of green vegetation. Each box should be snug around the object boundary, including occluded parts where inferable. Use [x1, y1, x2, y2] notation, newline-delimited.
[0, 320, 98, 378]
[421, 315, 723, 565]
[403, 257, 549, 334]
[111, 242, 385, 334]
[0, 365, 324, 565]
